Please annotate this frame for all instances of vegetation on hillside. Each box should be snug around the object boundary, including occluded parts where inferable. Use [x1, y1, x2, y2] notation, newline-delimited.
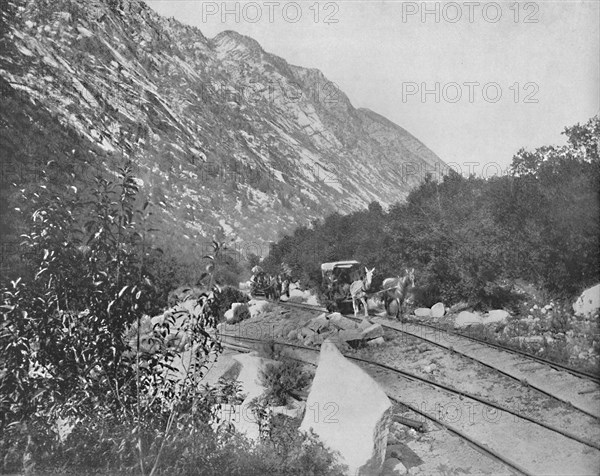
[263, 116, 600, 309]
[0, 165, 342, 474]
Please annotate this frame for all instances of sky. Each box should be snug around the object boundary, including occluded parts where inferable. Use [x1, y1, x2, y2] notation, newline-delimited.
[144, 0, 600, 176]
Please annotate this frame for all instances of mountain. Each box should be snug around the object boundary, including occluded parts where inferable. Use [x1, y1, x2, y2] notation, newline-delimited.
[0, 0, 446, 260]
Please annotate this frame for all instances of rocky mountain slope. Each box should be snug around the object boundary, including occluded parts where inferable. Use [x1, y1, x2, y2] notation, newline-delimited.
[0, 0, 446, 256]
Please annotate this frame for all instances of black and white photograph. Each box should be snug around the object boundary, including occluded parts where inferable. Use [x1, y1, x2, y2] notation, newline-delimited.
[1, 0, 599, 474]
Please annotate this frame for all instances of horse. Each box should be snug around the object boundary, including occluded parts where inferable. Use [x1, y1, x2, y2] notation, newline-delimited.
[264, 275, 280, 301]
[279, 274, 290, 299]
[350, 267, 375, 318]
[382, 268, 415, 321]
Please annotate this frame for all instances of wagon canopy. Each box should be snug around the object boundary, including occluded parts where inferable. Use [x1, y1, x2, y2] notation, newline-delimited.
[320, 260, 361, 272]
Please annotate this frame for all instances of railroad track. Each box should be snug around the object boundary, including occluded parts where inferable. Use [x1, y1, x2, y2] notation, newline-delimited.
[277, 299, 600, 418]
[218, 332, 600, 476]
[278, 300, 598, 381]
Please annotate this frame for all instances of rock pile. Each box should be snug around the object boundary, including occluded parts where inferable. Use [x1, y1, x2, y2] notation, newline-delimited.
[292, 312, 385, 347]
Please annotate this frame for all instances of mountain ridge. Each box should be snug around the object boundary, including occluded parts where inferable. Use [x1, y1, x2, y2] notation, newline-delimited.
[1, 0, 447, 258]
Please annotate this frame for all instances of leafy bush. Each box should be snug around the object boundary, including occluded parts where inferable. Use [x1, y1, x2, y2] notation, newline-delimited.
[259, 357, 313, 406]
[169, 416, 346, 476]
[228, 303, 251, 324]
[212, 286, 250, 322]
[0, 165, 220, 474]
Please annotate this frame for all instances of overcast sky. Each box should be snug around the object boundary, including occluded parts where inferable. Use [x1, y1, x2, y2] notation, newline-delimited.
[145, 0, 599, 176]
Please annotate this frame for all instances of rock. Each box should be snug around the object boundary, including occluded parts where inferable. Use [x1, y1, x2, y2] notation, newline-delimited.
[423, 363, 437, 373]
[486, 309, 509, 325]
[361, 323, 384, 340]
[367, 337, 385, 346]
[313, 333, 327, 345]
[272, 398, 306, 419]
[520, 336, 543, 343]
[300, 340, 392, 476]
[299, 327, 314, 339]
[573, 284, 600, 317]
[449, 301, 470, 313]
[304, 335, 315, 346]
[248, 299, 271, 318]
[307, 314, 330, 333]
[430, 302, 445, 318]
[328, 313, 358, 330]
[386, 441, 424, 468]
[382, 457, 408, 475]
[454, 311, 483, 328]
[358, 318, 374, 330]
[232, 353, 269, 401]
[386, 444, 405, 459]
[224, 308, 235, 322]
[414, 308, 432, 318]
[338, 329, 364, 343]
[287, 330, 297, 340]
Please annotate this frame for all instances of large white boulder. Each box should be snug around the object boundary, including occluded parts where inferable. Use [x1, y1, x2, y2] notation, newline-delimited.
[454, 311, 483, 328]
[414, 308, 432, 318]
[430, 302, 445, 318]
[300, 340, 392, 475]
[573, 284, 600, 317]
[224, 309, 235, 322]
[485, 309, 509, 325]
[232, 353, 268, 402]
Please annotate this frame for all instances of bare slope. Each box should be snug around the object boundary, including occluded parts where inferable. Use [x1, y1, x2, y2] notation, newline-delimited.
[1, 0, 446, 252]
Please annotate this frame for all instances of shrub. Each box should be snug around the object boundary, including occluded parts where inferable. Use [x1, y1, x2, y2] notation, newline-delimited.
[229, 303, 251, 324]
[170, 417, 346, 476]
[212, 286, 250, 322]
[259, 357, 313, 406]
[0, 165, 222, 475]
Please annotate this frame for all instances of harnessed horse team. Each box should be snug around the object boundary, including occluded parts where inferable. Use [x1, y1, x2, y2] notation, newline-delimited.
[349, 267, 415, 319]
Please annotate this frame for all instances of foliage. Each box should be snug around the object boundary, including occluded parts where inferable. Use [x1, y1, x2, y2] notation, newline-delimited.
[226, 303, 250, 325]
[264, 116, 600, 308]
[0, 162, 344, 475]
[259, 357, 313, 406]
[169, 416, 346, 476]
[0, 165, 220, 475]
[211, 285, 250, 322]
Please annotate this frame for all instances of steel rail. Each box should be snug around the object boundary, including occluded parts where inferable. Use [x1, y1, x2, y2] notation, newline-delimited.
[220, 338, 530, 476]
[218, 332, 600, 450]
[277, 300, 600, 383]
